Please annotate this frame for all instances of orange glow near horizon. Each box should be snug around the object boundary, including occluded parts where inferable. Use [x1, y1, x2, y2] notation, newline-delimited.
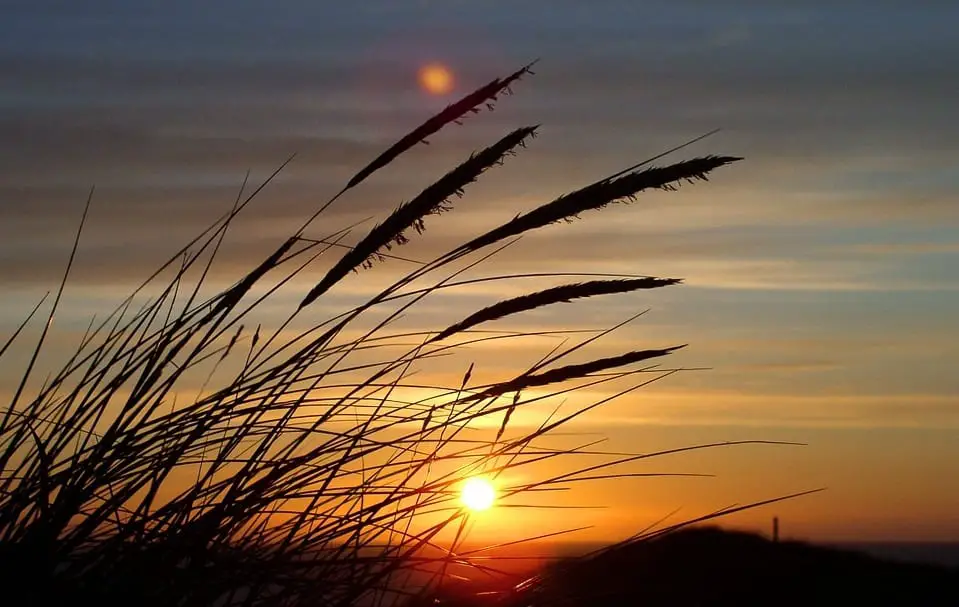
[418, 63, 454, 95]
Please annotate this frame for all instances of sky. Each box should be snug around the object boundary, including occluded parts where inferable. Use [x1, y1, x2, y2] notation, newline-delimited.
[1, 0, 957, 543]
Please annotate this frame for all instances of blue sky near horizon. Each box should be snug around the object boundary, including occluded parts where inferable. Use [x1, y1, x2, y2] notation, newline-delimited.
[1, 1, 957, 541]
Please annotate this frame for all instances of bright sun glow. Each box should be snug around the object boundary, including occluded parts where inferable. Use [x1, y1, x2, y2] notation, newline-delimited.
[418, 63, 454, 95]
[460, 477, 496, 512]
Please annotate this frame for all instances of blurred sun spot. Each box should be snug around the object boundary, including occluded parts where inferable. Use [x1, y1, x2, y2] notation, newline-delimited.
[418, 63, 454, 95]
[460, 477, 496, 512]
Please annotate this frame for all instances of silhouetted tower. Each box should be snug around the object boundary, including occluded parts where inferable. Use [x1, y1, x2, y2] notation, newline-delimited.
[772, 516, 779, 543]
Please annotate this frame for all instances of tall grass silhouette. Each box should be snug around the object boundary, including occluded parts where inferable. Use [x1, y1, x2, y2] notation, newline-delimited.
[0, 62, 776, 607]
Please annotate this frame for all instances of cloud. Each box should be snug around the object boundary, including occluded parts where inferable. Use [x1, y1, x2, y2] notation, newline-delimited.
[837, 242, 959, 256]
[709, 22, 751, 48]
[559, 390, 959, 429]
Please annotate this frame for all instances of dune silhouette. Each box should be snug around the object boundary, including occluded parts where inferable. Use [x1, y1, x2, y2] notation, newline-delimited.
[421, 527, 959, 607]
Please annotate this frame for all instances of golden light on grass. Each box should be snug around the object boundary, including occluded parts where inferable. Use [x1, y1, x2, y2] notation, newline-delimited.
[418, 63, 454, 95]
[460, 476, 496, 512]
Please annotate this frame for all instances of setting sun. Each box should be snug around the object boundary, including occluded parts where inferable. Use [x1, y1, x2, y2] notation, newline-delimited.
[460, 477, 496, 512]
[418, 63, 454, 95]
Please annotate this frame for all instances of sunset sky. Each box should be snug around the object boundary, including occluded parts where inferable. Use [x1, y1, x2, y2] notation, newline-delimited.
[2, 1, 957, 543]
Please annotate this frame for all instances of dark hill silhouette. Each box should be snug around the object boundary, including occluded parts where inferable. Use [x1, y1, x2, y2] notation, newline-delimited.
[422, 526, 959, 607]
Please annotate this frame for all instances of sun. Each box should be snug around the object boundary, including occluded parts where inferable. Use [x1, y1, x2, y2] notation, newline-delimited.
[460, 477, 496, 512]
[418, 63, 454, 95]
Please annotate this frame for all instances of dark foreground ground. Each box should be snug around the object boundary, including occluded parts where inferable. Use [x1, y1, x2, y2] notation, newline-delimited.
[427, 526, 959, 607]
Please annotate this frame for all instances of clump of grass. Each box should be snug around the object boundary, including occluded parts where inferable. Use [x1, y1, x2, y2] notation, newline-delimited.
[0, 62, 764, 607]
